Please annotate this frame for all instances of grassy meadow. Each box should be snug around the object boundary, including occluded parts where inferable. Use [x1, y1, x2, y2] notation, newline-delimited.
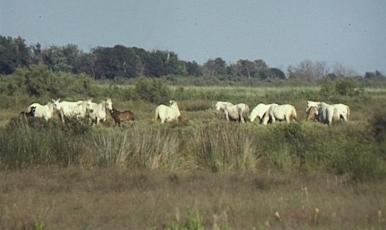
[0, 79, 386, 229]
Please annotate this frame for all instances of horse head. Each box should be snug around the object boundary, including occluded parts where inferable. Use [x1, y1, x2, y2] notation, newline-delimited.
[169, 100, 177, 107]
[105, 98, 113, 111]
[52, 99, 61, 111]
[306, 106, 319, 121]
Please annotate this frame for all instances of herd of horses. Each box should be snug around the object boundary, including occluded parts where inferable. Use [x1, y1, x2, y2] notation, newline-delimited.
[20, 98, 350, 126]
[215, 100, 350, 125]
[22, 98, 134, 126]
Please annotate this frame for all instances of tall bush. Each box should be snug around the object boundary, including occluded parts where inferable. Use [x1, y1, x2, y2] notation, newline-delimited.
[134, 77, 171, 104]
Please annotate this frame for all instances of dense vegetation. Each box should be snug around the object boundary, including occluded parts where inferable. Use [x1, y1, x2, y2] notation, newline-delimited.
[1, 35, 385, 85]
[0, 66, 385, 180]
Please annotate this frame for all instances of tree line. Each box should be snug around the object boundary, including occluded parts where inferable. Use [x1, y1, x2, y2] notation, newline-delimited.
[0, 35, 385, 82]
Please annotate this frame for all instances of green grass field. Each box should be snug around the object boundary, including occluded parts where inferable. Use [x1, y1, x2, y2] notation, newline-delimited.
[1, 83, 386, 229]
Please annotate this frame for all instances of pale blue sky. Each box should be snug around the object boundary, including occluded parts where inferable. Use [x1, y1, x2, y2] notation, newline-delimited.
[1, 0, 385, 74]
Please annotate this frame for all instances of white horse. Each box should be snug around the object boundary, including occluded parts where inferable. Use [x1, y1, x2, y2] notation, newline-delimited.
[215, 101, 234, 111]
[215, 101, 233, 119]
[52, 99, 92, 123]
[306, 101, 350, 125]
[249, 103, 278, 123]
[26, 102, 55, 121]
[155, 100, 181, 123]
[262, 104, 297, 125]
[87, 98, 113, 125]
[221, 103, 250, 123]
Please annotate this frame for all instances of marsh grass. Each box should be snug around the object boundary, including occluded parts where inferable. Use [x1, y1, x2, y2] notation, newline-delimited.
[1, 117, 385, 181]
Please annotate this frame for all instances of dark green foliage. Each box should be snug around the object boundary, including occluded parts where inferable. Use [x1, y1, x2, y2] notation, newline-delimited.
[372, 113, 386, 143]
[0, 65, 97, 98]
[134, 77, 171, 104]
[320, 78, 363, 97]
[2, 35, 386, 85]
[320, 81, 336, 97]
[202, 57, 227, 76]
[228, 59, 268, 78]
[0, 36, 31, 74]
[42, 44, 85, 73]
[259, 68, 287, 80]
[92, 45, 143, 79]
[335, 79, 363, 96]
[364, 70, 385, 80]
[185, 61, 202, 76]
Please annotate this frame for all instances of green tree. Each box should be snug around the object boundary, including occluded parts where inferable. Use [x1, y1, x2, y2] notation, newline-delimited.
[92, 45, 142, 79]
[203, 57, 227, 76]
[260, 68, 286, 80]
[0, 36, 31, 74]
[229, 59, 268, 78]
[185, 61, 202, 76]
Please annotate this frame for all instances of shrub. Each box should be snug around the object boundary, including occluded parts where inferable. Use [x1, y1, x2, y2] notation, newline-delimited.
[320, 78, 363, 97]
[335, 79, 363, 96]
[319, 81, 336, 97]
[0, 65, 98, 98]
[134, 77, 171, 104]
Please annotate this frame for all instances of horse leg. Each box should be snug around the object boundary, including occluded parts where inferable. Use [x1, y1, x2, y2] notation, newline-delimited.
[240, 116, 245, 123]
[261, 113, 269, 125]
[328, 115, 333, 125]
[341, 113, 348, 122]
[60, 113, 65, 123]
[285, 115, 290, 123]
[270, 113, 276, 123]
[225, 111, 230, 122]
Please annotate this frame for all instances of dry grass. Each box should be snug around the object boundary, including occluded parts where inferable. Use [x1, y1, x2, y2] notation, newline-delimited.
[0, 168, 385, 229]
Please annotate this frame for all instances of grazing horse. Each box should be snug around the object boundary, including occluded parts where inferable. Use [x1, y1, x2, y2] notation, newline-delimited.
[155, 100, 181, 123]
[306, 101, 350, 125]
[87, 98, 113, 125]
[215, 101, 234, 118]
[215, 101, 234, 111]
[306, 106, 319, 121]
[221, 103, 250, 123]
[52, 99, 92, 123]
[249, 103, 278, 123]
[26, 102, 55, 121]
[262, 104, 297, 125]
[109, 108, 135, 127]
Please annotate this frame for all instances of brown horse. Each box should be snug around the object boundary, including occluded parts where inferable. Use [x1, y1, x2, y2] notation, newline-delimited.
[306, 106, 319, 121]
[109, 108, 135, 127]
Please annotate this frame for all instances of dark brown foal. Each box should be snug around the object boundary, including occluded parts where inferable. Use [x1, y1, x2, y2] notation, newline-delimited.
[109, 108, 135, 126]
